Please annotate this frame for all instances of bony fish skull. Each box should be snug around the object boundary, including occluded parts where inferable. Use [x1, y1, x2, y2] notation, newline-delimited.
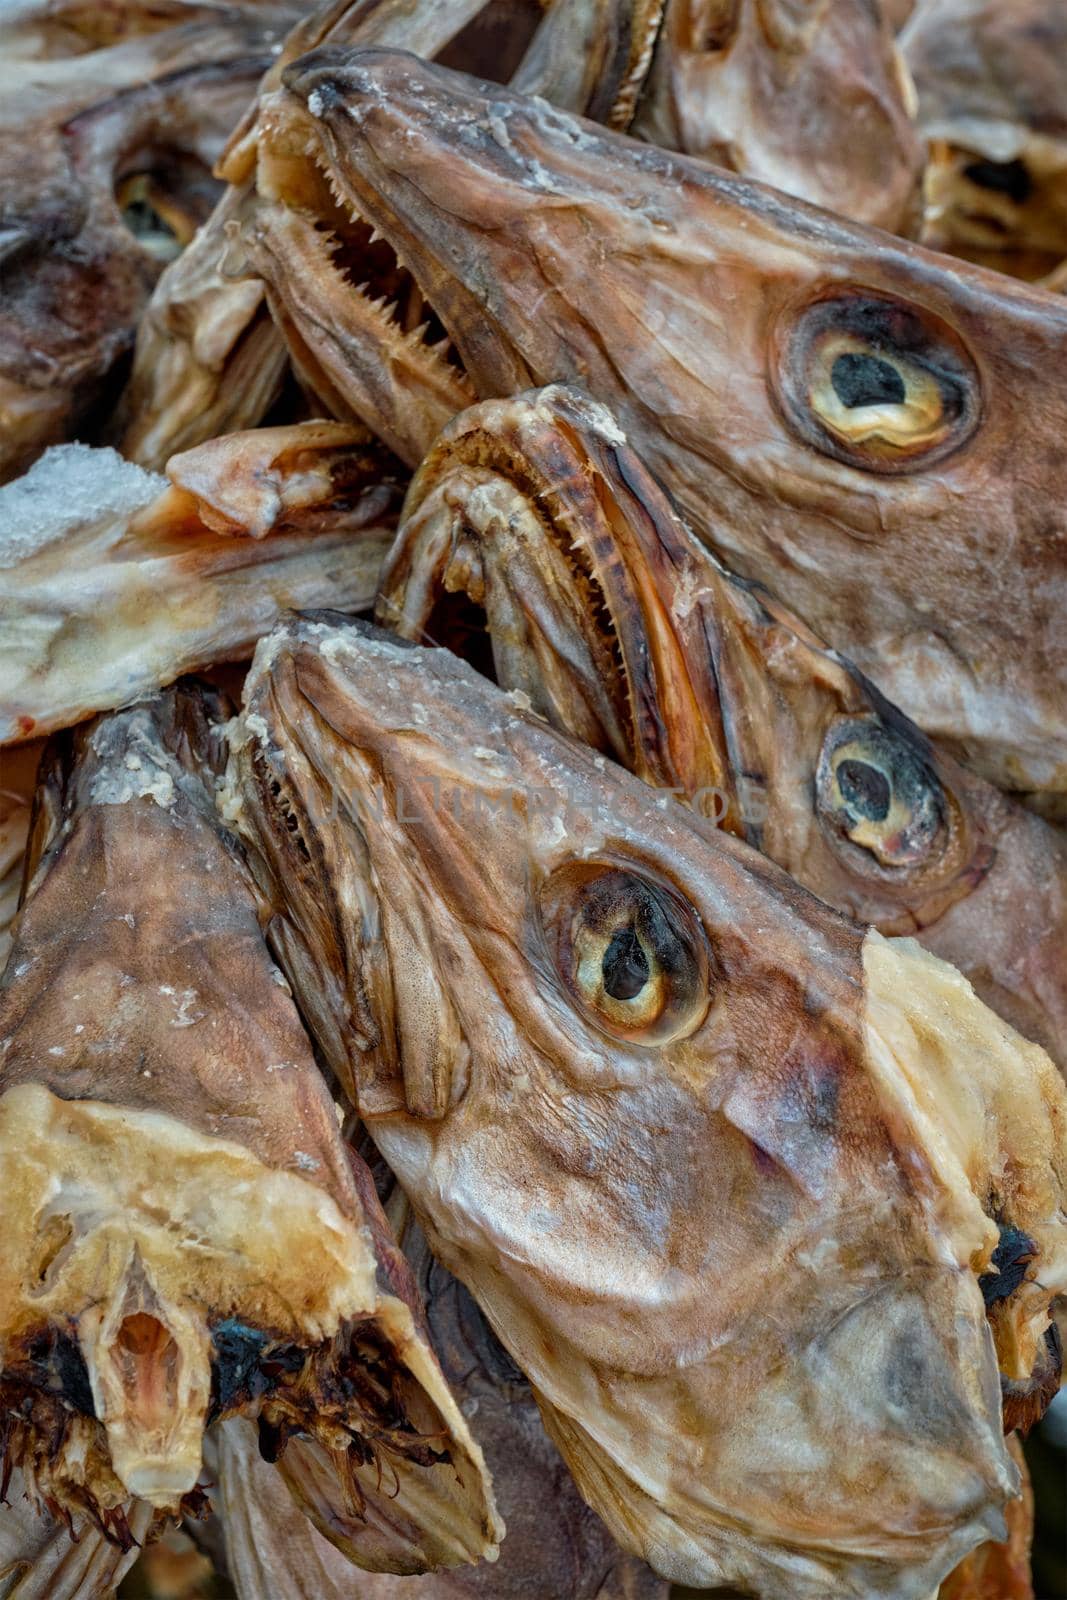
[228, 615, 1067, 1599]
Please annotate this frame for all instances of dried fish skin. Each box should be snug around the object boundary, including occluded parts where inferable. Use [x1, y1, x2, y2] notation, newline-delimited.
[279, 48, 1067, 799]
[0, 6, 287, 481]
[0, 1468, 150, 1600]
[208, 1197, 667, 1598]
[229, 614, 1067, 1597]
[114, 0, 495, 469]
[632, 0, 924, 231]
[377, 384, 1067, 1070]
[0, 685, 499, 1569]
[0, 424, 401, 746]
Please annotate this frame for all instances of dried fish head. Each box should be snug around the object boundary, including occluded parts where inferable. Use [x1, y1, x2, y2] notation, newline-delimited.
[0, 685, 499, 1570]
[377, 384, 1067, 1070]
[633, 0, 923, 230]
[229, 614, 1067, 1597]
[0, 5, 287, 479]
[902, 0, 1067, 282]
[276, 48, 1067, 799]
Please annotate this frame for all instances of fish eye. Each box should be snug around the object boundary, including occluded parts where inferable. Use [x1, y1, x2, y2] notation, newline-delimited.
[815, 715, 948, 870]
[962, 158, 1032, 206]
[775, 294, 981, 472]
[539, 865, 710, 1043]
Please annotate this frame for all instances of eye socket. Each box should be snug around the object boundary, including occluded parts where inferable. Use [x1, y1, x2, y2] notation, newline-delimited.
[962, 158, 1032, 205]
[115, 159, 218, 262]
[775, 294, 980, 472]
[540, 865, 710, 1043]
[815, 715, 949, 871]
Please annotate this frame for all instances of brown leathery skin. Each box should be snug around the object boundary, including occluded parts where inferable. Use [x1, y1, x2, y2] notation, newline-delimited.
[0, 5, 292, 482]
[112, 0, 500, 470]
[228, 613, 1067, 1597]
[0, 685, 499, 1568]
[901, 0, 1067, 283]
[377, 385, 1067, 1071]
[632, 0, 924, 231]
[278, 48, 1067, 800]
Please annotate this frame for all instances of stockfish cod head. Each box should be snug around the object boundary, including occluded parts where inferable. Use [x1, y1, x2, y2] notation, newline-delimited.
[274, 47, 1067, 800]
[0, 684, 499, 1572]
[227, 613, 1067, 1599]
[377, 383, 1067, 1072]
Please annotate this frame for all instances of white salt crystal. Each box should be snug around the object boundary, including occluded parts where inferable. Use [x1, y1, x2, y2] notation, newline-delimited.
[0, 443, 164, 567]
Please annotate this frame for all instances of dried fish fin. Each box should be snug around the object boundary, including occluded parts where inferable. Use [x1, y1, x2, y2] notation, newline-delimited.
[511, 0, 666, 128]
[206, 1419, 372, 1598]
[0, 428, 400, 746]
[0, 1471, 150, 1600]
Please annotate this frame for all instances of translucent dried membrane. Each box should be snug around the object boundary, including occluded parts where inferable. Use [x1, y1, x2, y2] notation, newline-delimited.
[229, 614, 1067, 1599]
[0, 685, 500, 1573]
[0, 423, 400, 746]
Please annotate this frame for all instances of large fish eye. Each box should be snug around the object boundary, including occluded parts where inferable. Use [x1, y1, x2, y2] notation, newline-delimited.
[815, 715, 948, 870]
[540, 865, 710, 1043]
[775, 294, 981, 472]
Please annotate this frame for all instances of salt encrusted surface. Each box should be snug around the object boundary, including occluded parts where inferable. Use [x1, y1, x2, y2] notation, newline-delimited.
[0, 444, 165, 567]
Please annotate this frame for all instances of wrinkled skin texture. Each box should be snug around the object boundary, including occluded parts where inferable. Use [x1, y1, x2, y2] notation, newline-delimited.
[377, 385, 1067, 1071]
[204, 1167, 667, 1600]
[901, 0, 1067, 283]
[276, 48, 1067, 799]
[113, 0, 504, 469]
[227, 613, 1067, 1598]
[632, 0, 924, 231]
[219, 0, 677, 473]
[0, 685, 499, 1570]
[0, 1, 294, 482]
[0, 421, 402, 746]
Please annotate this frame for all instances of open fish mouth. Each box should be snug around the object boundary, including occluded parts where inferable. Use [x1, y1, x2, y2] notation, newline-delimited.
[226, 614, 1067, 1596]
[0, 685, 500, 1569]
[240, 73, 478, 465]
[268, 44, 1067, 802]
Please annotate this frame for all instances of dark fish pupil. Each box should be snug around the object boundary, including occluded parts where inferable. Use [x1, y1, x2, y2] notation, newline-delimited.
[602, 927, 650, 1000]
[830, 352, 906, 409]
[837, 758, 891, 822]
[962, 158, 1032, 204]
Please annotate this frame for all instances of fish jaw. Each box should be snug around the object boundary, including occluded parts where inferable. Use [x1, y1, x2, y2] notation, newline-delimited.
[280, 46, 1067, 797]
[0, 686, 500, 1567]
[377, 384, 1067, 1069]
[228, 614, 1067, 1595]
[376, 383, 735, 813]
